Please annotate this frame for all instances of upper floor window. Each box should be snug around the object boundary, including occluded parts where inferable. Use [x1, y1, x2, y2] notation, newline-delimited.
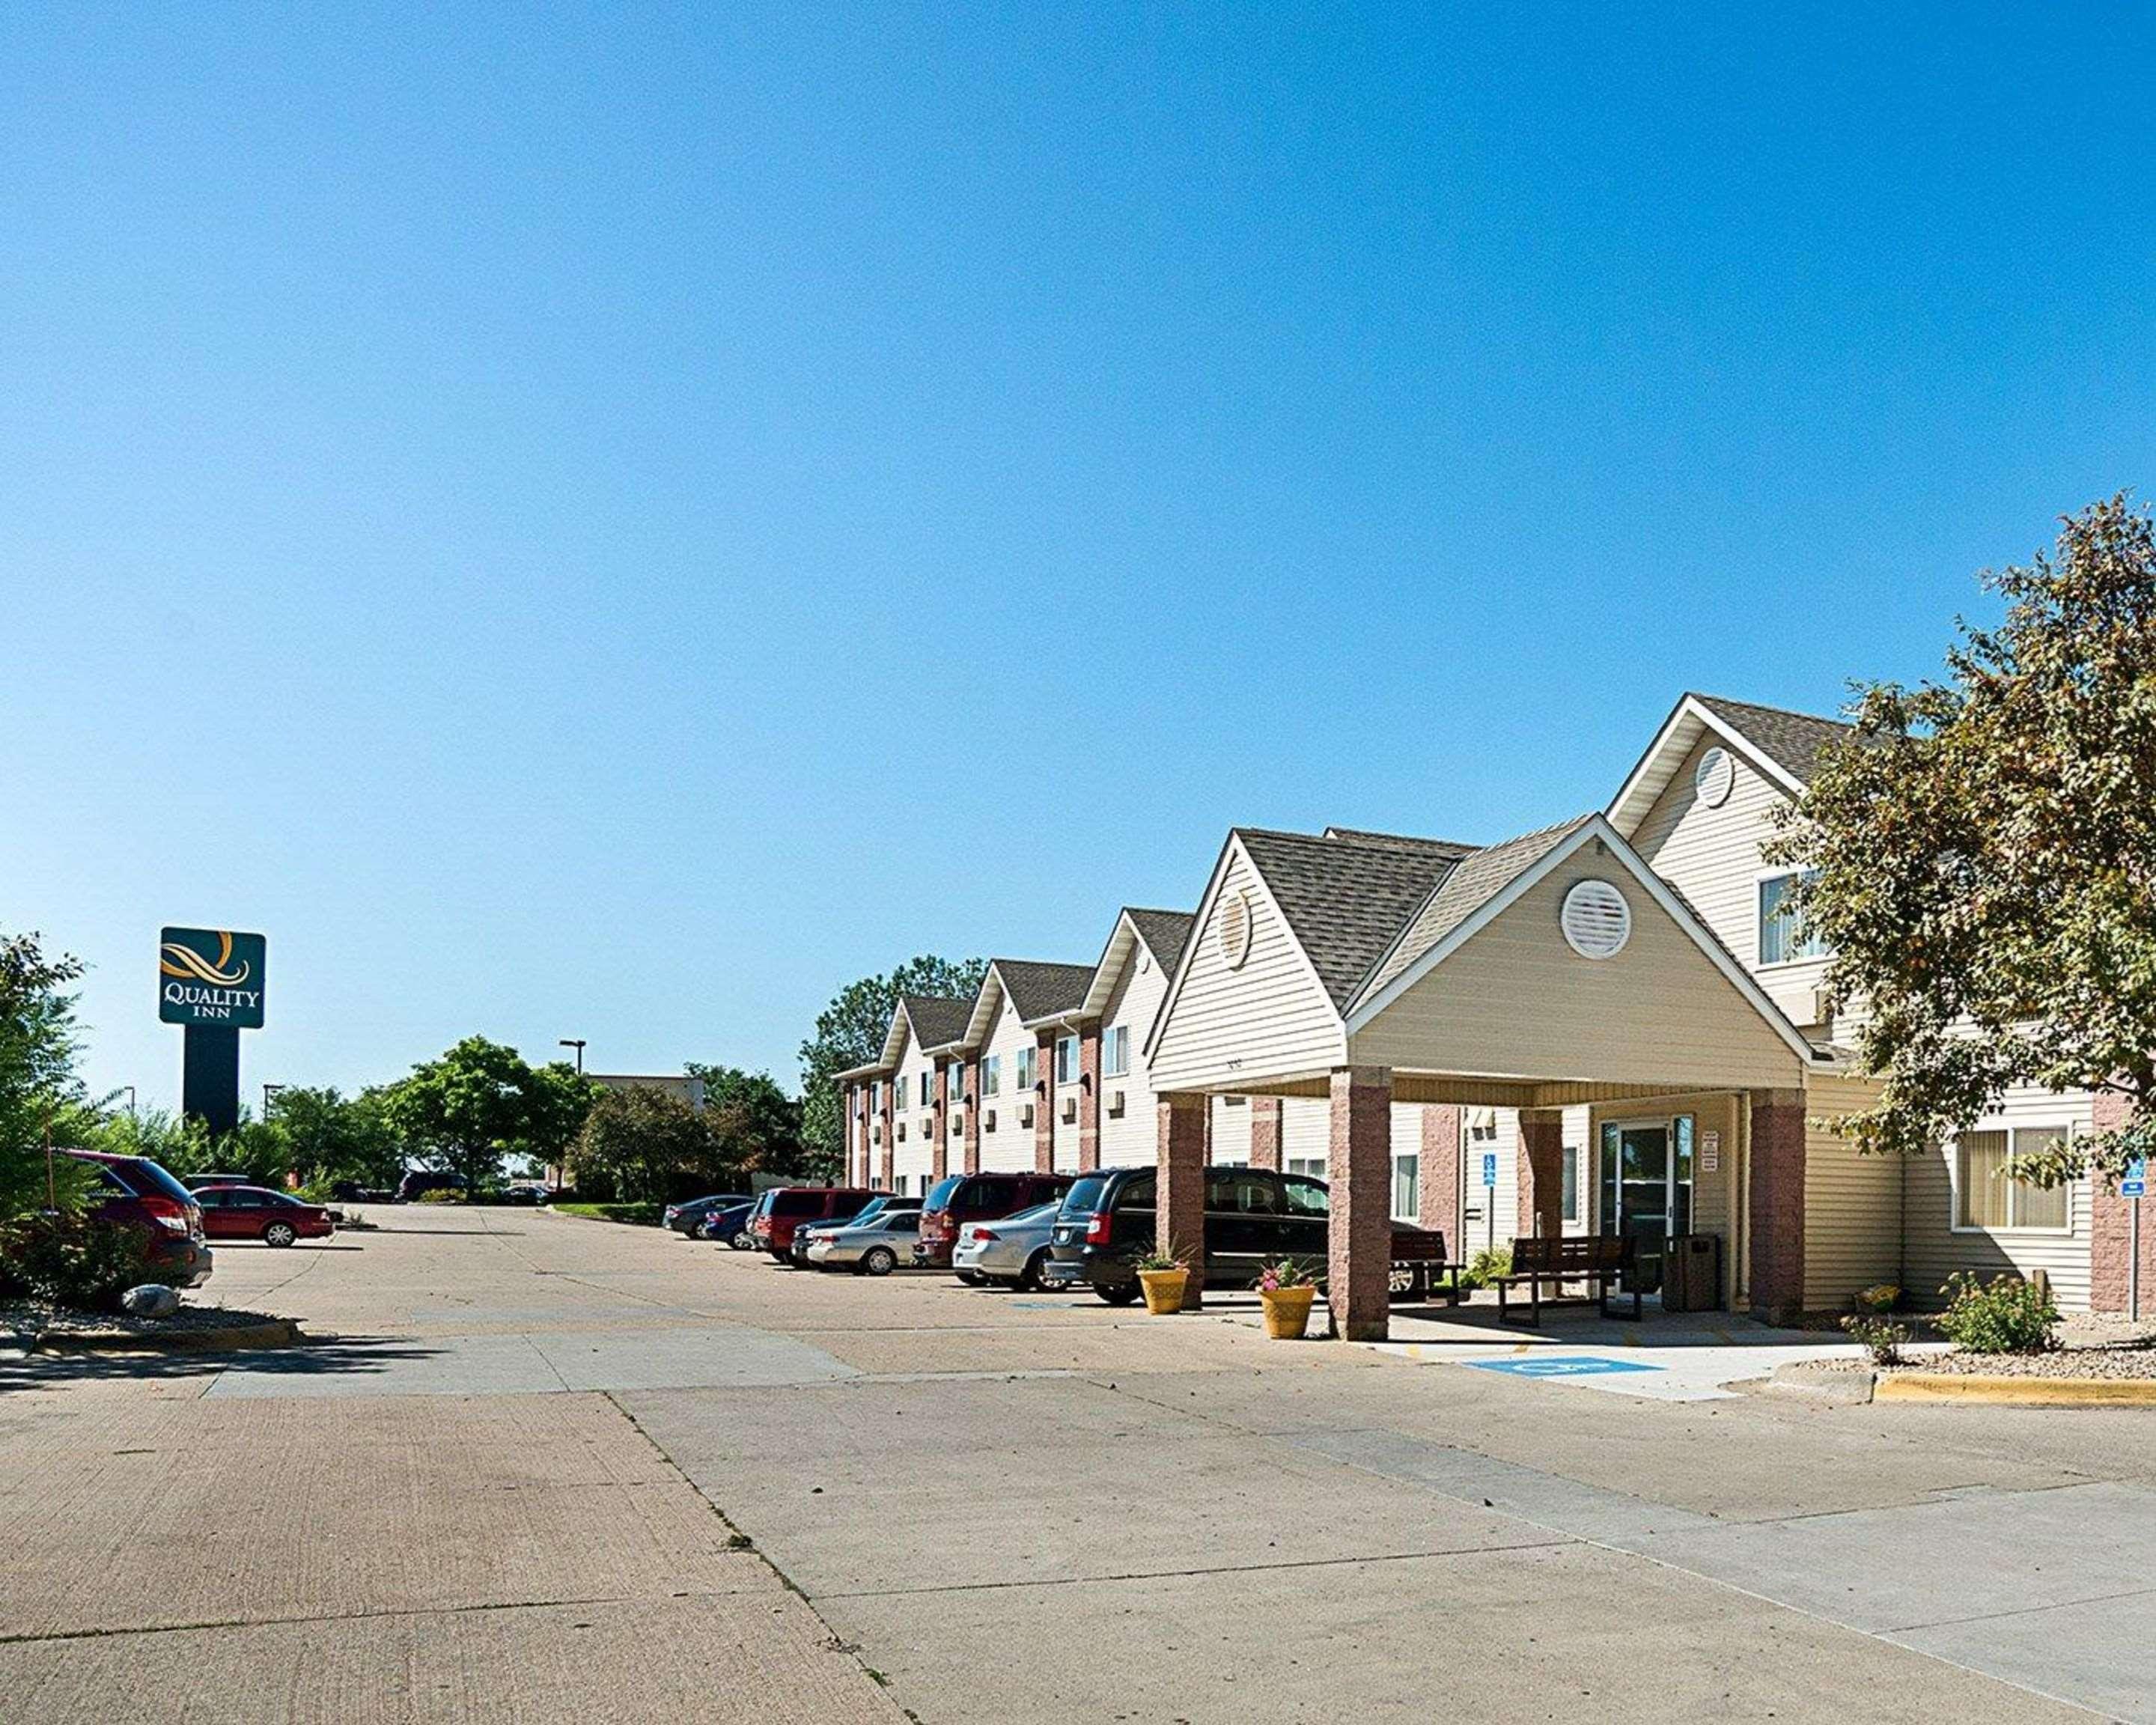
[1017, 1046, 1037, 1090]
[982, 1054, 1001, 1095]
[1955, 1128, 2071, 1232]
[1103, 1025, 1130, 1079]
[947, 1059, 965, 1102]
[1758, 871, 1827, 966]
[1056, 1035, 1079, 1086]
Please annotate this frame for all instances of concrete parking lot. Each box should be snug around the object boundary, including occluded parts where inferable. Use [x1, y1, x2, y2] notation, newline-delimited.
[6, 1205, 2155, 1723]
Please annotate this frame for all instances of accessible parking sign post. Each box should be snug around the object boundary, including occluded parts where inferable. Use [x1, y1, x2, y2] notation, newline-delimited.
[2126, 1157, 2147, 1321]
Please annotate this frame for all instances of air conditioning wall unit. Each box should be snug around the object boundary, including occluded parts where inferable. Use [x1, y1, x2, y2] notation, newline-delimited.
[1810, 986, 1835, 1026]
[1107, 1089, 1126, 1118]
[919, 1118, 933, 1139]
[984, 1109, 996, 1131]
[896, 1122, 907, 1142]
[1020, 1103, 1035, 1128]
[871, 1124, 883, 1143]
[1060, 1095, 1078, 1124]
[951, 1113, 964, 1136]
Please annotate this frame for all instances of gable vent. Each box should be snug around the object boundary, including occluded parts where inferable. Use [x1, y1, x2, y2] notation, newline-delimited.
[1218, 889, 1254, 970]
[1559, 879, 1632, 960]
[1695, 746, 1735, 808]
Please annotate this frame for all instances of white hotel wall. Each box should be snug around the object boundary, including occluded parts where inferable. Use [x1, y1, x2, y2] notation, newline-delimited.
[975, 994, 1038, 1175]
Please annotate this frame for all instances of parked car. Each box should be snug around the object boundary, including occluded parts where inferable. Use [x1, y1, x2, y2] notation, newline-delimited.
[181, 1172, 256, 1191]
[497, 1181, 549, 1205]
[805, 1207, 923, 1275]
[395, 1170, 466, 1203]
[1044, 1166, 1446, 1304]
[788, 1194, 904, 1265]
[663, 1193, 753, 1236]
[329, 1180, 396, 1204]
[916, 1171, 1074, 1274]
[695, 1199, 759, 1250]
[749, 1186, 881, 1262]
[950, 1200, 1062, 1289]
[64, 1150, 213, 1288]
[192, 1184, 336, 1247]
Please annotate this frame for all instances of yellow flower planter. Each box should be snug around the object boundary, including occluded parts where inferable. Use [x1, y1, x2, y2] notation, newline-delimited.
[1137, 1268, 1190, 1315]
[1261, 1286, 1318, 1339]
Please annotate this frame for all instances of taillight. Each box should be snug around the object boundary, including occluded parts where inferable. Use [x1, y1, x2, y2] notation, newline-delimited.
[973, 1228, 999, 1243]
[141, 1195, 192, 1236]
[1084, 1210, 1111, 1247]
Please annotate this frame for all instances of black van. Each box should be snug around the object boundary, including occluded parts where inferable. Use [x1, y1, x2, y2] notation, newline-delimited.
[1046, 1165, 1446, 1303]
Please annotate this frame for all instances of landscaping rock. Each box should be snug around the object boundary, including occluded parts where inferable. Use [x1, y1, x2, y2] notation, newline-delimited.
[120, 1284, 182, 1318]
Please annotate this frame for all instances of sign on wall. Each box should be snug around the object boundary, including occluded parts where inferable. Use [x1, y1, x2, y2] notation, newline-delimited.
[158, 928, 267, 1028]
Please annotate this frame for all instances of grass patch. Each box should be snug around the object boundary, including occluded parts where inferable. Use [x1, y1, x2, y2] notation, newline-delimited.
[551, 1202, 665, 1226]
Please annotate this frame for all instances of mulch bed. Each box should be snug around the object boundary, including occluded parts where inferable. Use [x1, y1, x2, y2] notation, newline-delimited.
[4, 1299, 299, 1351]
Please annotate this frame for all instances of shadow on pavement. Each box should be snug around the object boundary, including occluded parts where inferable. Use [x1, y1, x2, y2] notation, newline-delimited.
[0, 1336, 447, 1393]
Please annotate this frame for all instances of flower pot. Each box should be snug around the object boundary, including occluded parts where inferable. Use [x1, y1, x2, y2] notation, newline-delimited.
[1137, 1268, 1189, 1315]
[1261, 1285, 1318, 1339]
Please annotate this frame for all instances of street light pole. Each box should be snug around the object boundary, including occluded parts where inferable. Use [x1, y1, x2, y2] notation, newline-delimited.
[263, 1083, 286, 1119]
[558, 1038, 586, 1074]
[121, 1086, 136, 1116]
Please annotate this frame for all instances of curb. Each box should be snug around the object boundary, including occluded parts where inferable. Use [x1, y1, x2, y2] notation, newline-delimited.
[1764, 1361, 1876, 1405]
[32, 1318, 302, 1355]
[1874, 1372, 2156, 1408]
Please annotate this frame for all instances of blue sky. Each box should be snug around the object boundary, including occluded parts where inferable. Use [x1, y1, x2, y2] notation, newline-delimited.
[5, 4, 2153, 1107]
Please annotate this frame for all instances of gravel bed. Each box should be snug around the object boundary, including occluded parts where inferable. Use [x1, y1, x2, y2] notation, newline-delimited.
[2, 1299, 292, 1343]
[1840, 1313, 2156, 1381]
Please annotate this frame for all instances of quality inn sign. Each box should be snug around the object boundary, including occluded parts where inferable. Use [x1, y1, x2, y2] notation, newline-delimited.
[159, 928, 267, 1029]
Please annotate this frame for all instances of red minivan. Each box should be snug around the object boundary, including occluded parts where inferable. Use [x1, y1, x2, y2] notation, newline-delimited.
[916, 1172, 1074, 1274]
[750, 1187, 879, 1262]
[64, 1150, 214, 1287]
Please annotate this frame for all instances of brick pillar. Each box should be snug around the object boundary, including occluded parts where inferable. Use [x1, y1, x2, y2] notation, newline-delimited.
[1249, 1097, 1282, 1171]
[932, 1062, 951, 1183]
[1035, 1029, 1056, 1174]
[1157, 1092, 1208, 1309]
[1419, 1104, 1463, 1246]
[2089, 1090, 2152, 1313]
[1328, 1067, 1393, 1342]
[963, 1068, 982, 1174]
[855, 1083, 871, 1187]
[877, 1083, 895, 1193]
[1748, 1089, 1807, 1323]
[1078, 1026, 1101, 1172]
[1517, 1110, 1564, 1239]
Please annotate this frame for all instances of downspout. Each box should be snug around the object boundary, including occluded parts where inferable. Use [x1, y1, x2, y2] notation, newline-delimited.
[1736, 1091, 1752, 1310]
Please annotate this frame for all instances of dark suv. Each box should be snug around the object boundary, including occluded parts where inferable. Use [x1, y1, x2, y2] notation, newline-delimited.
[916, 1171, 1074, 1274]
[749, 1186, 880, 1262]
[65, 1150, 214, 1288]
[1044, 1165, 1444, 1304]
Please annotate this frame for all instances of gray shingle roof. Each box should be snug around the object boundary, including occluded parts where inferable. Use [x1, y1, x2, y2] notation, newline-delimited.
[1351, 815, 1596, 1008]
[1321, 828, 1480, 857]
[1232, 829, 1464, 1011]
[1692, 694, 1851, 785]
[900, 995, 974, 1051]
[1125, 908, 1195, 978]
[994, 960, 1096, 1025]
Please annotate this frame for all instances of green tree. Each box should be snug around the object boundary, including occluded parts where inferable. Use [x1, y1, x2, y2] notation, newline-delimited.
[797, 955, 986, 1179]
[269, 1085, 404, 1188]
[383, 1037, 593, 1192]
[567, 1085, 734, 1203]
[1770, 494, 2156, 1184]
[683, 1064, 801, 1169]
[0, 929, 93, 1219]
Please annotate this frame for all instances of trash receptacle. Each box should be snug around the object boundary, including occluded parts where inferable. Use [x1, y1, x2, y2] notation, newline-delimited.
[1663, 1233, 1723, 1312]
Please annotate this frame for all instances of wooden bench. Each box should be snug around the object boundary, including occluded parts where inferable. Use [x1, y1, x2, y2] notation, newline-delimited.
[1494, 1235, 1640, 1326]
[1386, 1229, 1469, 1306]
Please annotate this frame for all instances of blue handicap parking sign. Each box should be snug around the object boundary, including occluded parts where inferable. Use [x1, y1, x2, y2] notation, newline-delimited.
[1465, 1355, 1665, 1379]
[1480, 1152, 1498, 1188]
[2124, 1157, 2147, 1199]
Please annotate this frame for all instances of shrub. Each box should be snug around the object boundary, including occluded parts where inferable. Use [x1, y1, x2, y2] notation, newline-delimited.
[1936, 1271, 2059, 1354]
[416, 1187, 467, 1205]
[1461, 1245, 1513, 1291]
[1252, 1256, 1321, 1292]
[1, 1214, 159, 1311]
[1840, 1313, 1909, 1366]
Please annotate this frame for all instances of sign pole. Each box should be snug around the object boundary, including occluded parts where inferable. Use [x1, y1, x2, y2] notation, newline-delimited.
[2124, 1157, 2147, 1322]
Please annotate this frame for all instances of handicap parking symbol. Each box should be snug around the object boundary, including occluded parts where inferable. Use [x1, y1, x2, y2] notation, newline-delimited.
[1465, 1354, 1665, 1379]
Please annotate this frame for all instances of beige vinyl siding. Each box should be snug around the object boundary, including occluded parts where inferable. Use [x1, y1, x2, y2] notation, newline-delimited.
[1282, 1096, 1329, 1175]
[886, 1022, 934, 1195]
[1461, 1108, 1515, 1259]
[1629, 734, 1830, 1029]
[975, 993, 1038, 1175]
[1799, 1074, 1900, 1309]
[1350, 850, 1806, 1092]
[1148, 846, 1346, 1092]
[1209, 1095, 1252, 1166]
[1900, 1083, 2095, 1312]
[1099, 935, 1172, 1168]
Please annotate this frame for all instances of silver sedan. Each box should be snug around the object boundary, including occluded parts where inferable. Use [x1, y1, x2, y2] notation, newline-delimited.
[950, 1201, 1062, 1289]
[805, 1208, 923, 1275]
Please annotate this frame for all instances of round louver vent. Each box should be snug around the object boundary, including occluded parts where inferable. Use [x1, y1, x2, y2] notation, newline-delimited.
[1695, 745, 1735, 807]
[1560, 879, 1631, 960]
[1218, 889, 1253, 970]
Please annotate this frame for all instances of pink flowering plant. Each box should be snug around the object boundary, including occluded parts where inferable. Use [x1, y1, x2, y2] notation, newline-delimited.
[1253, 1256, 1320, 1293]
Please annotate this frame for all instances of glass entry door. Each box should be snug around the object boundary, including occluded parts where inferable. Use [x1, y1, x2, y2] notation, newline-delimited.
[1599, 1118, 1694, 1292]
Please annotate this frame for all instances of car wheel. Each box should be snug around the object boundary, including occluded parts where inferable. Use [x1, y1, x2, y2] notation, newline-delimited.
[729, 1231, 755, 1251]
[1094, 1283, 1139, 1306]
[862, 1246, 897, 1277]
[955, 1270, 985, 1286]
[263, 1221, 297, 1248]
[1016, 1250, 1051, 1292]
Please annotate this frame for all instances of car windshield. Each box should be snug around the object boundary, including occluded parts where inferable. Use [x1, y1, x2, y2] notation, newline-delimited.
[1061, 1175, 1110, 1217]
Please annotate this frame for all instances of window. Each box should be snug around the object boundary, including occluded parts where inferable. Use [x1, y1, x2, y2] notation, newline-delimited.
[1286, 1154, 1327, 1181]
[1560, 1146, 1580, 1224]
[1056, 1035, 1079, 1086]
[1758, 871, 1827, 965]
[1103, 1025, 1130, 1078]
[1017, 1046, 1037, 1090]
[1392, 1151, 1419, 1222]
[1956, 1128, 2071, 1231]
[981, 1053, 1000, 1096]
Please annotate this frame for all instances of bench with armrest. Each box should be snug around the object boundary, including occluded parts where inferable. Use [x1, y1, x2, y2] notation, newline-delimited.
[1386, 1227, 1470, 1306]
[1494, 1234, 1640, 1325]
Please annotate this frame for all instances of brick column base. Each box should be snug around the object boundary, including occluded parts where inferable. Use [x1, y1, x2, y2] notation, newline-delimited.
[2090, 1091, 2155, 1313]
[1419, 1104, 1463, 1245]
[1157, 1092, 1208, 1309]
[1517, 1111, 1564, 1241]
[1249, 1098, 1282, 1171]
[1328, 1067, 1393, 1342]
[1749, 1089, 1807, 1323]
